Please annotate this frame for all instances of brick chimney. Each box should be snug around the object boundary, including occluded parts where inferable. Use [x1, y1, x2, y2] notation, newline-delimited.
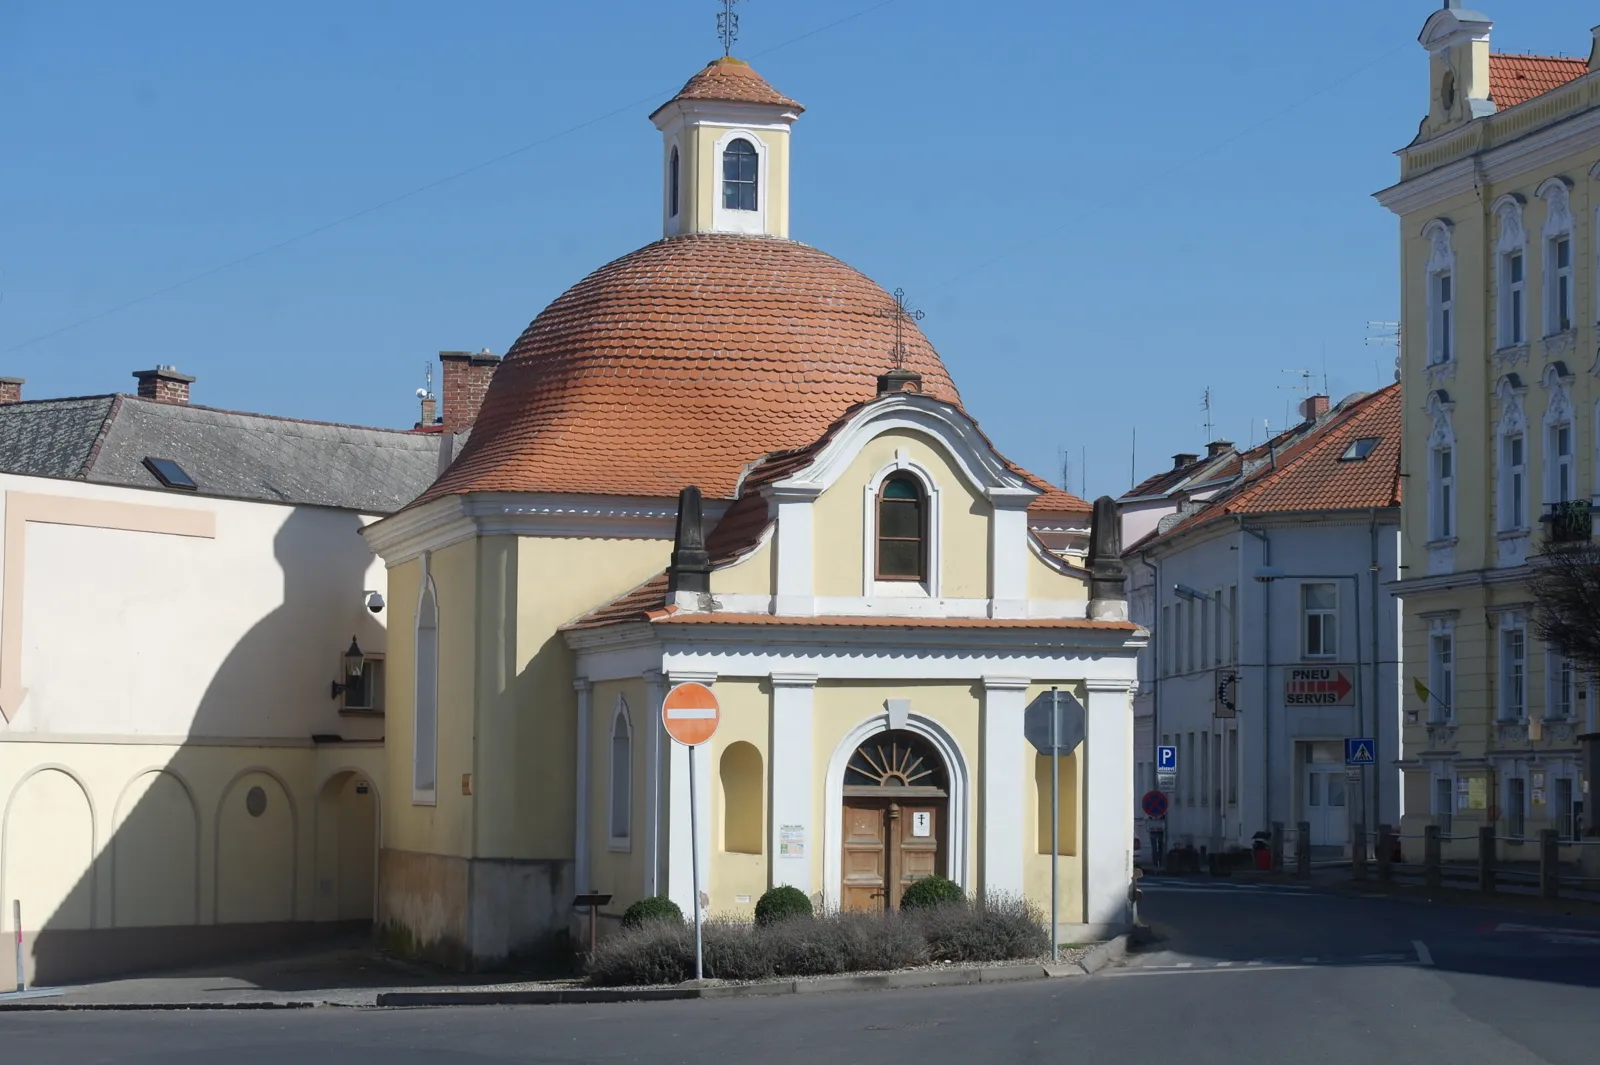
[416, 392, 437, 430]
[133, 365, 195, 404]
[0, 377, 23, 405]
[1206, 440, 1234, 459]
[1300, 394, 1330, 423]
[439, 349, 501, 433]
[1172, 452, 1200, 470]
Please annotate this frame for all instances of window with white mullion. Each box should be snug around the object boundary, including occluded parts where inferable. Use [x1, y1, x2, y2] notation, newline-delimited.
[1500, 250, 1525, 347]
[1549, 652, 1576, 721]
[1302, 583, 1337, 659]
[1501, 432, 1527, 530]
[1550, 236, 1573, 334]
[1500, 626, 1527, 721]
[1432, 445, 1454, 539]
[1435, 271, 1454, 364]
[1429, 630, 1454, 723]
[1550, 421, 1575, 504]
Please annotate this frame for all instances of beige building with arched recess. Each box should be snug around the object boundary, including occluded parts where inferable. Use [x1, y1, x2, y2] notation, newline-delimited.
[1380, 5, 1600, 854]
[364, 54, 1145, 968]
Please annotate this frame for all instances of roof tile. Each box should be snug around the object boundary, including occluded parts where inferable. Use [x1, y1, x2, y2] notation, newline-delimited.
[1488, 53, 1588, 110]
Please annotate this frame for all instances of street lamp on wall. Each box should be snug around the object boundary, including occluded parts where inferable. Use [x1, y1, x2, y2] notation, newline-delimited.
[331, 635, 365, 700]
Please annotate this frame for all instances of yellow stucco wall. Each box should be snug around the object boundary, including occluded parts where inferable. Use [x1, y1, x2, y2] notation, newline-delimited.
[812, 429, 992, 598]
[707, 678, 769, 917]
[507, 537, 673, 861]
[586, 677, 650, 909]
[1027, 546, 1090, 601]
[710, 531, 775, 596]
[0, 741, 383, 945]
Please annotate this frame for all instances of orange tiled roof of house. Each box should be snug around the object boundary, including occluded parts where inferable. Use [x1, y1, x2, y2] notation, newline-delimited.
[415, 234, 961, 505]
[1489, 53, 1589, 111]
[1136, 384, 1401, 549]
[649, 57, 803, 119]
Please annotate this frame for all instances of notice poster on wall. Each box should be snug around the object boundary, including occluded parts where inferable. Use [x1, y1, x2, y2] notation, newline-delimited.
[1467, 776, 1488, 811]
[779, 825, 805, 858]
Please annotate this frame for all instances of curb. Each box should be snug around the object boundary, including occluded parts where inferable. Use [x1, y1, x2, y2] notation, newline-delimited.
[1077, 935, 1129, 975]
[0, 1001, 323, 1012]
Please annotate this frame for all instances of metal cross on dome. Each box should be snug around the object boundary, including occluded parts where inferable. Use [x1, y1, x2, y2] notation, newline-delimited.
[878, 287, 926, 371]
[718, 0, 742, 57]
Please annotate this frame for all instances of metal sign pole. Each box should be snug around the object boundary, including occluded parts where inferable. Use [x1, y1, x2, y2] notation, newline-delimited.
[689, 750, 703, 982]
[1050, 687, 1060, 965]
[13, 900, 22, 993]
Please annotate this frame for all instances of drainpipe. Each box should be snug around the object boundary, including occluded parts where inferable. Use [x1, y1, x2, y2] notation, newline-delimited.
[1141, 549, 1162, 855]
[1241, 520, 1271, 831]
[1369, 509, 1383, 834]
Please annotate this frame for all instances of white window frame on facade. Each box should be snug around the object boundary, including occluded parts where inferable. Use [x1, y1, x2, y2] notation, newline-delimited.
[1493, 194, 1527, 349]
[1498, 616, 1528, 722]
[711, 128, 768, 236]
[1301, 582, 1338, 660]
[412, 564, 439, 805]
[1161, 603, 1171, 676]
[1494, 374, 1530, 533]
[608, 695, 633, 850]
[1427, 615, 1454, 723]
[1422, 218, 1456, 366]
[1542, 362, 1576, 507]
[1425, 391, 1457, 576]
[1539, 177, 1576, 337]
[861, 452, 941, 598]
[1548, 650, 1577, 721]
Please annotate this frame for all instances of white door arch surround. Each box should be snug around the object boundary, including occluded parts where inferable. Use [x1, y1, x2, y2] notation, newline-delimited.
[823, 711, 970, 912]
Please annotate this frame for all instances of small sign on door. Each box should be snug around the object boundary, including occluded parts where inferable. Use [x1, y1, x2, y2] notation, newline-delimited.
[911, 811, 931, 837]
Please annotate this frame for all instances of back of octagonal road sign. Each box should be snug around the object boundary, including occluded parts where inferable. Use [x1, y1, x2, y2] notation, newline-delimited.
[662, 682, 720, 746]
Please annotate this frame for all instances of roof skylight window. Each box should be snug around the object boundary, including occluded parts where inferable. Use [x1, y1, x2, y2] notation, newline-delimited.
[1339, 438, 1381, 462]
[143, 456, 197, 490]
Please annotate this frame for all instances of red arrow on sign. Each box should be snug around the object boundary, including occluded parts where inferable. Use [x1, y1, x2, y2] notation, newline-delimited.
[1332, 672, 1353, 700]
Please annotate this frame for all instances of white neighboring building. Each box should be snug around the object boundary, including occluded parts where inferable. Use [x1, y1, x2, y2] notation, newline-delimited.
[1123, 387, 1403, 859]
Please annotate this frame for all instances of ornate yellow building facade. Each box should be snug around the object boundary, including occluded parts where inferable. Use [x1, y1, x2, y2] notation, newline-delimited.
[1380, 5, 1600, 853]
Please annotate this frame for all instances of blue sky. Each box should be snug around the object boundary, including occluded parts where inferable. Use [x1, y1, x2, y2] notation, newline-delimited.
[2, 1, 1595, 499]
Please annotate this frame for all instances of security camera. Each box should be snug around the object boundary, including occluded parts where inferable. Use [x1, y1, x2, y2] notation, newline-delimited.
[1173, 583, 1207, 601]
[366, 592, 385, 614]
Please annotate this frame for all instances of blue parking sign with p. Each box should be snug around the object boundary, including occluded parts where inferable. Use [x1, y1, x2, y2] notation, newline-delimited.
[1157, 745, 1177, 771]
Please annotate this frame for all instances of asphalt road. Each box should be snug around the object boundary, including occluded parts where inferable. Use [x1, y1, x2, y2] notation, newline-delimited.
[5, 882, 1598, 1064]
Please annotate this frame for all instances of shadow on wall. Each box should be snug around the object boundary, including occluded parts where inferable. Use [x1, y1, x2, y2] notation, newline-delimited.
[10, 507, 385, 985]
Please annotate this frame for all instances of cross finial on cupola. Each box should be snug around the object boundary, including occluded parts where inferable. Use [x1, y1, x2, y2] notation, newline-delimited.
[718, 0, 742, 57]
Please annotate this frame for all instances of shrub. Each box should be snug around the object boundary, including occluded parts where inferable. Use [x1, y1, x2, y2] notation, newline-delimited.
[703, 919, 777, 981]
[621, 895, 685, 930]
[586, 920, 691, 986]
[754, 885, 813, 927]
[831, 909, 929, 972]
[898, 874, 964, 910]
[914, 895, 1049, 964]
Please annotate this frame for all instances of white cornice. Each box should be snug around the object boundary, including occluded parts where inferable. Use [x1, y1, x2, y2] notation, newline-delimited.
[1386, 563, 1531, 597]
[651, 99, 799, 133]
[363, 492, 728, 563]
[769, 393, 1037, 503]
[1377, 100, 1600, 217]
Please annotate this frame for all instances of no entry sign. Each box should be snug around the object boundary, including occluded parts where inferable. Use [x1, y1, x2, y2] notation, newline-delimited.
[662, 682, 720, 746]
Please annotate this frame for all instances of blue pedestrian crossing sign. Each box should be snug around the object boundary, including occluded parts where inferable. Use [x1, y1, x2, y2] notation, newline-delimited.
[1157, 745, 1177, 771]
[1345, 738, 1375, 766]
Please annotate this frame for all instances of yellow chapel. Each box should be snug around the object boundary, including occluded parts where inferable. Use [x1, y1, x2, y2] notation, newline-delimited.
[363, 54, 1145, 966]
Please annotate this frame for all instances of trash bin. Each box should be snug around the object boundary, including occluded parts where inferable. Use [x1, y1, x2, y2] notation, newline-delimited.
[1252, 838, 1271, 871]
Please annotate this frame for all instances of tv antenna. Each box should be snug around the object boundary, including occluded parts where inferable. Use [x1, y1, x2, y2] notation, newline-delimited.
[1200, 387, 1215, 441]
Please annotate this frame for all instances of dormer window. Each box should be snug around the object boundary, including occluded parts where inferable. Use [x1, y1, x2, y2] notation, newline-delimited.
[722, 138, 759, 212]
[876, 475, 925, 581]
[669, 146, 680, 218]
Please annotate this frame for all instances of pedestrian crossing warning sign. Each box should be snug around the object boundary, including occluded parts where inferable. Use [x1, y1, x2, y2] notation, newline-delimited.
[1344, 738, 1375, 766]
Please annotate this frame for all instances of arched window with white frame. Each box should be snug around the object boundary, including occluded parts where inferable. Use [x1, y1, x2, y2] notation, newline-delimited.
[1425, 390, 1457, 545]
[1542, 362, 1576, 508]
[1493, 195, 1527, 349]
[413, 567, 439, 803]
[1539, 178, 1575, 336]
[1494, 375, 1531, 567]
[1422, 219, 1456, 365]
[608, 696, 632, 849]
[863, 454, 941, 597]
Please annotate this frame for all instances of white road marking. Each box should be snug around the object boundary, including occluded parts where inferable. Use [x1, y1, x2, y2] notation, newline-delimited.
[1174, 962, 1193, 968]
[1412, 940, 1433, 966]
[1215, 961, 1233, 968]
[1105, 965, 1314, 978]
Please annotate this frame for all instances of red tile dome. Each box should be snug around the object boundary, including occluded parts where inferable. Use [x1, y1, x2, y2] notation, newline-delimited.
[419, 233, 961, 502]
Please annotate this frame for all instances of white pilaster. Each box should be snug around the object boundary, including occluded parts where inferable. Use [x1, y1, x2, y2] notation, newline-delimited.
[1084, 679, 1136, 932]
[980, 676, 1030, 897]
[665, 672, 716, 917]
[773, 488, 817, 616]
[643, 670, 665, 898]
[769, 673, 817, 894]
[573, 677, 593, 895]
[988, 493, 1033, 618]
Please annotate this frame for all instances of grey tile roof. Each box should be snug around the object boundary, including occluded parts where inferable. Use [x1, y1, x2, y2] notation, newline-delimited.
[0, 395, 450, 514]
[0, 396, 116, 480]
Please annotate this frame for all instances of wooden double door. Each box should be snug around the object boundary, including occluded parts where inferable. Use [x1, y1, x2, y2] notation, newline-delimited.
[841, 796, 946, 911]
